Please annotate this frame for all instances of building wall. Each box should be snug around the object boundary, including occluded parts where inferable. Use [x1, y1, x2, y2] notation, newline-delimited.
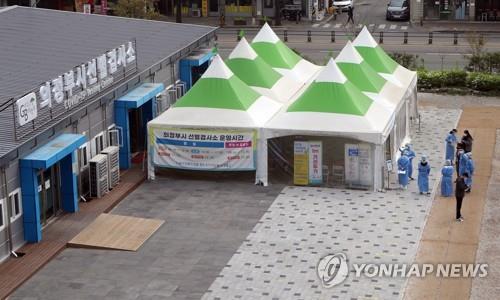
[411, 0, 424, 23]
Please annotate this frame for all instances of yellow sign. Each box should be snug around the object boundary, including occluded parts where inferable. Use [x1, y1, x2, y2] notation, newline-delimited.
[293, 141, 309, 185]
[202, 0, 208, 17]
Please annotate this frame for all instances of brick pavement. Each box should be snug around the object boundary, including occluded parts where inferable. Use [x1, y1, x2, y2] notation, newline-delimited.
[404, 107, 500, 300]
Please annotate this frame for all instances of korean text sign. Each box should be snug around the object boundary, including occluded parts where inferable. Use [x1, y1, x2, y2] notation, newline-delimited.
[15, 41, 136, 127]
[152, 127, 256, 171]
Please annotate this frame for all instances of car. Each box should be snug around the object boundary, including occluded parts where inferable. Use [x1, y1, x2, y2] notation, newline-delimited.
[386, 0, 410, 21]
[333, 0, 353, 13]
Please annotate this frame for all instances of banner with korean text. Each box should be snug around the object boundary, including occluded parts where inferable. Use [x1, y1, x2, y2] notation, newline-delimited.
[151, 127, 256, 171]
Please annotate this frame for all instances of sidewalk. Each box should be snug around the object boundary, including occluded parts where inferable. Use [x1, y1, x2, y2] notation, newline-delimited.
[404, 106, 500, 300]
[0, 167, 146, 300]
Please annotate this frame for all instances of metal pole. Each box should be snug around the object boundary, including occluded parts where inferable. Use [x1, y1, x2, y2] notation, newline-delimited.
[331, 31, 335, 43]
[307, 30, 311, 42]
[1, 168, 14, 255]
[379, 31, 383, 44]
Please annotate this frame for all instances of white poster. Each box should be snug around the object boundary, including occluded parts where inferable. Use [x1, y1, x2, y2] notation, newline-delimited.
[151, 127, 256, 171]
[345, 143, 373, 187]
[358, 144, 373, 186]
[308, 141, 322, 185]
[345, 144, 360, 184]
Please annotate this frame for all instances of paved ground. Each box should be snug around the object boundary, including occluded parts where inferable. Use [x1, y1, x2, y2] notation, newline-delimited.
[471, 129, 500, 299]
[202, 107, 460, 300]
[10, 178, 284, 300]
[0, 167, 146, 300]
[9, 95, 500, 299]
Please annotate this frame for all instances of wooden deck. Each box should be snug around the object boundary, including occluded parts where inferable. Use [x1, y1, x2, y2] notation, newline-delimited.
[0, 167, 146, 300]
[68, 214, 164, 251]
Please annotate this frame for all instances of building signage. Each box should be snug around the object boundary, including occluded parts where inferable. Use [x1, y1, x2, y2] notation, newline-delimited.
[16, 92, 37, 126]
[151, 127, 256, 170]
[308, 141, 322, 185]
[201, 0, 208, 17]
[15, 41, 136, 128]
[293, 141, 309, 186]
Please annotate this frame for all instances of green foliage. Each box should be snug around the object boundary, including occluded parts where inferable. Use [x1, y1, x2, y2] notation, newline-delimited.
[417, 70, 500, 94]
[110, 0, 160, 20]
[466, 52, 500, 73]
[466, 72, 500, 91]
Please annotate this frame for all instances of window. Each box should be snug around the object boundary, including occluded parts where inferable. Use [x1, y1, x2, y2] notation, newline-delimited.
[108, 124, 120, 147]
[92, 132, 106, 156]
[0, 198, 5, 232]
[79, 143, 90, 171]
[9, 189, 22, 222]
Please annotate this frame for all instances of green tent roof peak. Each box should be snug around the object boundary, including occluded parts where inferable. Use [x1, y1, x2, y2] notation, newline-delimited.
[174, 56, 260, 111]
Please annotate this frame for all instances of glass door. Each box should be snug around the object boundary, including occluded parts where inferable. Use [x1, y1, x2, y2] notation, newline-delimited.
[37, 164, 62, 226]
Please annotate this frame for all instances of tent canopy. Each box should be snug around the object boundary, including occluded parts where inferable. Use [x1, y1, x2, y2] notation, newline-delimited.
[225, 37, 302, 102]
[251, 23, 320, 83]
[265, 59, 394, 144]
[353, 26, 417, 89]
[149, 55, 281, 129]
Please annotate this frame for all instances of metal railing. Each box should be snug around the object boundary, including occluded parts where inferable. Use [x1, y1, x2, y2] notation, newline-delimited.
[216, 28, 500, 46]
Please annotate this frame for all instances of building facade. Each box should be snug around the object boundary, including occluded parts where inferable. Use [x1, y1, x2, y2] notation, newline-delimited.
[0, 5, 215, 262]
[411, 0, 500, 22]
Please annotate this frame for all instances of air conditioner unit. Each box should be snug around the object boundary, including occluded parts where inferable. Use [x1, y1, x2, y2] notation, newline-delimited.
[89, 154, 109, 198]
[101, 146, 120, 189]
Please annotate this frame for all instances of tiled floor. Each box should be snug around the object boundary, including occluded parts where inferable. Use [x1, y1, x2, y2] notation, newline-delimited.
[202, 107, 461, 300]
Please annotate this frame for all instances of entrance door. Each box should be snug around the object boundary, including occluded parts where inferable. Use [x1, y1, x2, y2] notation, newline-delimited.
[37, 164, 62, 226]
[129, 107, 145, 154]
[209, 0, 219, 15]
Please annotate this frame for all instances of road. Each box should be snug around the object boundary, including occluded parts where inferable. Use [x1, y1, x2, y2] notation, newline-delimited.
[212, 0, 500, 70]
[215, 30, 500, 70]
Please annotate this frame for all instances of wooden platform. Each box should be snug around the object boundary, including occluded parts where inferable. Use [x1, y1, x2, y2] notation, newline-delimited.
[68, 213, 164, 251]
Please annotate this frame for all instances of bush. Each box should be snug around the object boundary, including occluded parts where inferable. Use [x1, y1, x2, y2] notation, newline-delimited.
[466, 72, 500, 91]
[417, 70, 500, 94]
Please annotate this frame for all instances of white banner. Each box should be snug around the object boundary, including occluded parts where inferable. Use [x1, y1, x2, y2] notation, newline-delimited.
[308, 141, 322, 185]
[151, 127, 256, 171]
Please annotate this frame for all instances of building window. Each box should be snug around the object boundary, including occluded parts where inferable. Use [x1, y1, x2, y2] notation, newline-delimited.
[79, 143, 90, 171]
[0, 198, 5, 232]
[9, 189, 22, 222]
[92, 132, 106, 156]
[108, 124, 119, 147]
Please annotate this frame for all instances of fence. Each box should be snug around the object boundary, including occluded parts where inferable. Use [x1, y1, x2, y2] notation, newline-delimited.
[216, 29, 500, 46]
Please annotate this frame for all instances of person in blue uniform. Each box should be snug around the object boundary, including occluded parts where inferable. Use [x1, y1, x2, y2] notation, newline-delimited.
[397, 151, 410, 190]
[441, 160, 454, 197]
[459, 149, 468, 177]
[464, 152, 474, 193]
[445, 129, 458, 163]
[403, 144, 416, 180]
[418, 156, 431, 195]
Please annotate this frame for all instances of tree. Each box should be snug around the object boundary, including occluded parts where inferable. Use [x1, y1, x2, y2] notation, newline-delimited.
[110, 0, 161, 20]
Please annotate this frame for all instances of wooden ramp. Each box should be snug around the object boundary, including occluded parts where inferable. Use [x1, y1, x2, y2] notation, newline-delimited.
[68, 214, 164, 251]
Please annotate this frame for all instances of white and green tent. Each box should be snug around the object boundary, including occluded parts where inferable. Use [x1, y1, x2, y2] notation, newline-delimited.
[261, 59, 395, 187]
[147, 24, 417, 190]
[266, 59, 393, 145]
[226, 37, 301, 103]
[149, 55, 281, 129]
[353, 26, 418, 124]
[335, 41, 405, 110]
[251, 23, 320, 84]
[147, 55, 281, 180]
[353, 26, 417, 91]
